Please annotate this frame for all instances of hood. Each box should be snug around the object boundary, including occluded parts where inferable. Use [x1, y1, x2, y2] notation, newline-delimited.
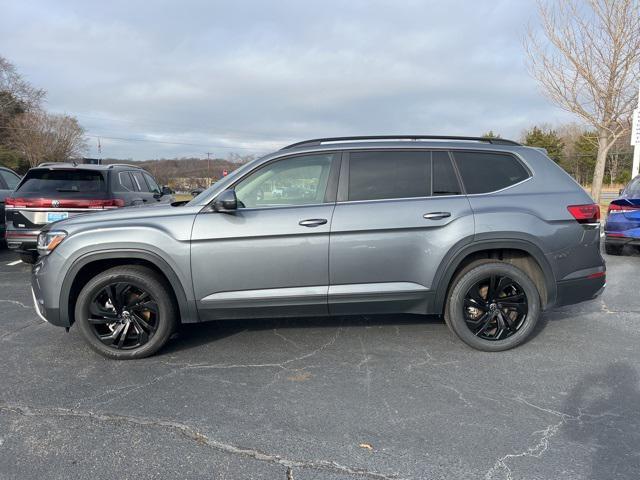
[50, 203, 202, 231]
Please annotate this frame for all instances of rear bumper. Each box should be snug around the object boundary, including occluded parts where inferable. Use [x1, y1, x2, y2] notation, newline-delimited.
[555, 274, 606, 308]
[604, 235, 640, 247]
[5, 229, 39, 251]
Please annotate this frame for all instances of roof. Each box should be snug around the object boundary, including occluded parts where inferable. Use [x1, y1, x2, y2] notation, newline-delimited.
[33, 162, 143, 171]
[281, 135, 521, 150]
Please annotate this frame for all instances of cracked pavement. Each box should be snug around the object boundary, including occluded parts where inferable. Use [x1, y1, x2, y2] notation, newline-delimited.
[0, 248, 639, 479]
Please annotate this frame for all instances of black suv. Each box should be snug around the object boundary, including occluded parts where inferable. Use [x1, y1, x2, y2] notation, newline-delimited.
[5, 162, 173, 263]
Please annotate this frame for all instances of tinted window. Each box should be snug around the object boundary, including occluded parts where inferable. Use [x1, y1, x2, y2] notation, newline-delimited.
[454, 151, 529, 194]
[16, 169, 106, 194]
[432, 151, 461, 196]
[131, 171, 149, 192]
[0, 169, 20, 190]
[235, 154, 334, 208]
[348, 151, 430, 201]
[118, 172, 135, 191]
[626, 177, 640, 197]
[143, 172, 161, 194]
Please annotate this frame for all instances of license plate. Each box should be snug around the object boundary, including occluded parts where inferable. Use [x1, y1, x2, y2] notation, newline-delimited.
[47, 212, 69, 222]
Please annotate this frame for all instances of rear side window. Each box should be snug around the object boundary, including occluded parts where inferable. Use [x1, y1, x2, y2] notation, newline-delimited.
[432, 151, 462, 196]
[131, 171, 149, 192]
[0, 169, 20, 190]
[16, 169, 106, 194]
[453, 151, 530, 194]
[348, 151, 430, 201]
[118, 172, 136, 191]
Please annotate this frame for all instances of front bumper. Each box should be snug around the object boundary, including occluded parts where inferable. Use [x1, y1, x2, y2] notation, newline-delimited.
[31, 260, 64, 326]
[555, 273, 606, 307]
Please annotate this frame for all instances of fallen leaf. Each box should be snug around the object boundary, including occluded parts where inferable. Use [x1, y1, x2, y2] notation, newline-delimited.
[359, 443, 374, 450]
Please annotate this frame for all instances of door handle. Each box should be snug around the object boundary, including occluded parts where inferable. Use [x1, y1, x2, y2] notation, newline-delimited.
[423, 212, 451, 220]
[299, 218, 328, 227]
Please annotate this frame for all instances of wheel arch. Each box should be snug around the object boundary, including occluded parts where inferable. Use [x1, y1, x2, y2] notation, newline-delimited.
[61, 249, 199, 327]
[433, 239, 557, 314]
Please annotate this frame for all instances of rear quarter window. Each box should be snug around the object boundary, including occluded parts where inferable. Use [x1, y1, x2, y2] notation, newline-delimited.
[453, 151, 530, 194]
[16, 169, 107, 194]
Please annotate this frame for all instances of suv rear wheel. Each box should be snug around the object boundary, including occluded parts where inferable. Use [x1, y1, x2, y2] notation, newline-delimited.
[75, 265, 177, 359]
[445, 260, 541, 351]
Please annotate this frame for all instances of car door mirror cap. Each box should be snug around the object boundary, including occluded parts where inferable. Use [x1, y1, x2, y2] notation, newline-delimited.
[213, 189, 238, 213]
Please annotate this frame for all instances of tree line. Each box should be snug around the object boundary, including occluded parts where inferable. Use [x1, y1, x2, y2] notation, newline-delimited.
[0, 56, 86, 172]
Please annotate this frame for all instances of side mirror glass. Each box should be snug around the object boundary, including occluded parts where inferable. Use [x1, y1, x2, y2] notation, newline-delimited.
[213, 189, 238, 212]
[619, 188, 625, 196]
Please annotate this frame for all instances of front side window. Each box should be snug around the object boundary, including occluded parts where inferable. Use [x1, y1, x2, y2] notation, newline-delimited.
[0, 169, 20, 190]
[348, 151, 430, 201]
[235, 154, 334, 208]
[143, 172, 161, 194]
[453, 151, 530, 194]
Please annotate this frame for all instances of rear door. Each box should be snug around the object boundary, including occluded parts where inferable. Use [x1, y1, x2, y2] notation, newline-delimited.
[328, 149, 475, 315]
[190, 152, 339, 320]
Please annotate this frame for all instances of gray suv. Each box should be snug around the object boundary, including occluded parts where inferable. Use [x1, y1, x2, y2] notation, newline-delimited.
[31, 136, 606, 359]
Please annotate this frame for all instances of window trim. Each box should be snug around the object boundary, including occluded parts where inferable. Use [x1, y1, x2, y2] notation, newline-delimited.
[130, 170, 149, 193]
[450, 149, 533, 196]
[337, 149, 463, 203]
[206, 151, 341, 212]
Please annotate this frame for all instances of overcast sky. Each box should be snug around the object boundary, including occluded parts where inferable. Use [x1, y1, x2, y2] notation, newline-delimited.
[0, 0, 576, 160]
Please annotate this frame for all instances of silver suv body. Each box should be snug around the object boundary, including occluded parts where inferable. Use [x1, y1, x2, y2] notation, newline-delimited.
[31, 136, 606, 359]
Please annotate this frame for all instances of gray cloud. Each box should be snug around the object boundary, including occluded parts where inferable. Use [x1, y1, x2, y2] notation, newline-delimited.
[1, 0, 574, 159]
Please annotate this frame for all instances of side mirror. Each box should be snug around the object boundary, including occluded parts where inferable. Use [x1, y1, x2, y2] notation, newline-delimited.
[161, 186, 173, 196]
[619, 188, 625, 196]
[213, 189, 238, 212]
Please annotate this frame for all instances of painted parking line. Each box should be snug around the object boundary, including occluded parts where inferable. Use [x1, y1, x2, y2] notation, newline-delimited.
[6, 260, 21, 266]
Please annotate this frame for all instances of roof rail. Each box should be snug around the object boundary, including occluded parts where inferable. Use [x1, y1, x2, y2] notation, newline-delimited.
[281, 135, 521, 150]
[107, 163, 142, 169]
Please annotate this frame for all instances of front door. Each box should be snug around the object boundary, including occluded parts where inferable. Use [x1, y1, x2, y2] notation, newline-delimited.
[329, 149, 475, 315]
[191, 152, 339, 320]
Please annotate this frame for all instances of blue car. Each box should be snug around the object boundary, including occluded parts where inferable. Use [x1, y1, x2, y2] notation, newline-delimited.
[604, 175, 640, 255]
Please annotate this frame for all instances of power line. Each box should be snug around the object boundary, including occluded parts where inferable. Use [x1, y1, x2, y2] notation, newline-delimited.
[0, 125, 267, 151]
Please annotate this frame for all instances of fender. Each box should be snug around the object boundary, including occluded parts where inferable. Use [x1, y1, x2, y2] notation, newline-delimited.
[59, 249, 199, 326]
[432, 237, 557, 313]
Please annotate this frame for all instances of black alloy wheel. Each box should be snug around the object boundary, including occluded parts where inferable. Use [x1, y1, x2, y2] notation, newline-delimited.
[88, 282, 159, 350]
[76, 265, 177, 359]
[463, 274, 528, 340]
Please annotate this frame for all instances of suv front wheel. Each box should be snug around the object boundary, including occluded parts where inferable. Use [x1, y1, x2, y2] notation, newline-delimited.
[445, 260, 541, 351]
[75, 265, 177, 359]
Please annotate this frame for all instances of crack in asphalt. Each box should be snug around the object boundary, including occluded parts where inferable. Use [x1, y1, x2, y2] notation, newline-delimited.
[0, 403, 402, 480]
[484, 397, 621, 480]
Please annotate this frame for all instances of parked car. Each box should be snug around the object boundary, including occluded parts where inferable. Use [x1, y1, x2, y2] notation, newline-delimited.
[6, 162, 173, 263]
[31, 136, 605, 359]
[604, 175, 640, 255]
[0, 166, 22, 245]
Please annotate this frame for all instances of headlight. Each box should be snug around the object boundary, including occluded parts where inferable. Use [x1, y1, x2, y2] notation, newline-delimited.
[37, 231, 67, 256]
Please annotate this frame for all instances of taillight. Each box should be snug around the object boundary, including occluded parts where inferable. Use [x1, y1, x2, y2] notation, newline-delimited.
[567, 204, 600, 224]
[4, 197, 125, 209]
[607, 203, 640, 215]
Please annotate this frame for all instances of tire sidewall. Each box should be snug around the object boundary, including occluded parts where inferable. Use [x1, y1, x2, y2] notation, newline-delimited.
[75, 267, 176, 359]
[446, 262, 541, 352]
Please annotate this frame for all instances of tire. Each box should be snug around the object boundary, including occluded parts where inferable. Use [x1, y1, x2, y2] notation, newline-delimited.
[20, 252, 38, 264]
[75, 265, 177, 359]
[444, 260, 541, 352]
[604, 242, 623, 256]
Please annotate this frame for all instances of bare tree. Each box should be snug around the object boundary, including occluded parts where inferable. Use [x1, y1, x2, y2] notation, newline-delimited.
[0, 56, 45, 114]
[525, 0, 640, 202]
[7, 112, 87, 167]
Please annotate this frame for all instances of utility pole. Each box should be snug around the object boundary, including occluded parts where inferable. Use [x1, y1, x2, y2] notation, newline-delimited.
[206, 152, 212, 183]
[632, 85, 639, 178]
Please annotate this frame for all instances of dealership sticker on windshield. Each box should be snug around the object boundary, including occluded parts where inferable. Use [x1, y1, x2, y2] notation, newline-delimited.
[47, 212, 69, 222]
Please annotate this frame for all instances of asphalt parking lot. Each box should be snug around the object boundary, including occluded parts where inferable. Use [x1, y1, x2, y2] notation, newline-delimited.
[0, 247, 639, 480]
